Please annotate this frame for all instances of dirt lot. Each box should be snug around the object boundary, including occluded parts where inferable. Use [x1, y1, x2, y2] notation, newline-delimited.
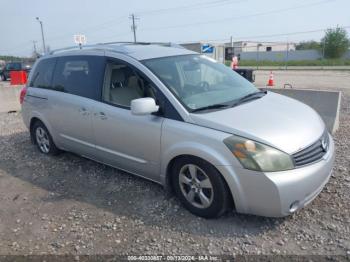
[0, 70, 349, 258]
[254, 70, 350, 91]
[0, 84, 20, 113]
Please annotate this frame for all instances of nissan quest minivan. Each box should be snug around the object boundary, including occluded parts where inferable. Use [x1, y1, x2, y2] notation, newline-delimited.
[21, 42, 335, 218]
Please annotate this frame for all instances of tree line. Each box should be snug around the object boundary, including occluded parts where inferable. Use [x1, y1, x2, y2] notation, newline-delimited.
[296, 27, 350, 59]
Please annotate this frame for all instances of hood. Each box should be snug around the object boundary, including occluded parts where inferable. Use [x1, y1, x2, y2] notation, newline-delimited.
[190, 92, 325, 154]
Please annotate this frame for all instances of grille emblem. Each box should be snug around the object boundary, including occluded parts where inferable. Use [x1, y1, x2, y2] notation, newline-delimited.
[321, 137, 328, 152]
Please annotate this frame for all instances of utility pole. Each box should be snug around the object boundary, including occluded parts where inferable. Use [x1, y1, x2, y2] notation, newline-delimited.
[129, 14, 139, 43]
[257, 43, 262, 70]
[285, 42, 289, 70]
[33, 41, 37, 54]
[32, 40, 38, 58]
[322, 39, 326, 59]
[322, 39, 326, 70]
[36, 17, 46, 54]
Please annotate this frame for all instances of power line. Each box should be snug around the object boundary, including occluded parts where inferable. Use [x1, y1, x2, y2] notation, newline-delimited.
[46, 17, 128, 42]
[47, 0, 336, 42]
[2, 24, 349, 56]
[0, 0, 342, 55]
[135, 0, 241, 16]
[44, 1, 235, 42]
[181, 25, 350, 43]
[236, 26, 350, 40]
[45, 1, 237, 43]
[140, 0, 336, 31]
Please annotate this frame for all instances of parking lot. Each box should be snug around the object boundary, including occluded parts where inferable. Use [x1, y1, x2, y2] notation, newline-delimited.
[0, 70, 349, 257]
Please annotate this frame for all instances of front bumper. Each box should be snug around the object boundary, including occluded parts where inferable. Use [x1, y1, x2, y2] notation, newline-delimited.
[216, 135, 335, 217]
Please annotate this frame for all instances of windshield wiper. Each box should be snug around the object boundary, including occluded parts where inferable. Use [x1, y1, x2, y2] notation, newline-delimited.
[191, 90, 267, 112]
[191, 103, 230, 113]
[231, 90, 267, 107]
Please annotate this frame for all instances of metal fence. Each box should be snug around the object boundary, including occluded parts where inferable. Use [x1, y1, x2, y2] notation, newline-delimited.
[240, 49, 350, 62]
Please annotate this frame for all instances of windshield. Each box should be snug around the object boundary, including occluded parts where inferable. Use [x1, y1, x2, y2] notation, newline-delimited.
[142, 54, 258, 111]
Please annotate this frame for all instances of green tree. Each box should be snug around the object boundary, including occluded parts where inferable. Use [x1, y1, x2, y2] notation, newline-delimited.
[296, 40, 321, 50]
[322, 27, 350, 59]
[0, 55, 23, 61]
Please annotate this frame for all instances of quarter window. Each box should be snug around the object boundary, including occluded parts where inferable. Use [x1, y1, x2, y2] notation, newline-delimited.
[30, 58, 56, 89]
[52, 56, 105, 99]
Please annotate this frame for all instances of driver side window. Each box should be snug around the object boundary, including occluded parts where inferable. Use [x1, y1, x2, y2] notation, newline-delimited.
[102, 61, 157, 108]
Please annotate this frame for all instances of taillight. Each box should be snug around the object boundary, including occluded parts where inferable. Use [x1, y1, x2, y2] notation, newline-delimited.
[20, 87, 27, 104]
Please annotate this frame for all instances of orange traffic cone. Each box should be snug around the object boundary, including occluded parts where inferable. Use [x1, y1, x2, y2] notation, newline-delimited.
[267, 71, 274, 87]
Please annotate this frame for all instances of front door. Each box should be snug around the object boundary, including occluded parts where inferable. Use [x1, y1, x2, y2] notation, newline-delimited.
[92, 59, 163, 182]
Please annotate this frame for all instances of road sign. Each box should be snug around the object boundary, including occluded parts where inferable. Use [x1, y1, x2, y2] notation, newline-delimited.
[74, 34, 87, 45]
[202, 44, 214, 54]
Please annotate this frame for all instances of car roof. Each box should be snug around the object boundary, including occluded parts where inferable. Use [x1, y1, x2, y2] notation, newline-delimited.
[47, 43, 197, 61]
[108, 44, 197, 60]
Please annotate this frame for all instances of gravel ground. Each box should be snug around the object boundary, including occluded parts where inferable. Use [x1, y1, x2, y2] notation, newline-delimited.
[0, 71, 349, 259]
[254, 70, 350, 90]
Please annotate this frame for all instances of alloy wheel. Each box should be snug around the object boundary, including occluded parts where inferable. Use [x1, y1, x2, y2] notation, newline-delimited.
[178, 164, 214, 209]
[35, 127, 50, 153]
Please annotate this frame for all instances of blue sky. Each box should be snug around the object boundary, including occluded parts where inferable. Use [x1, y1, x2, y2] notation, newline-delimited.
[0, 0, 349, 56]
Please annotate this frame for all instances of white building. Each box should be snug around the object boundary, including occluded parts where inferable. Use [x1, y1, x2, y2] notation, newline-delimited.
[225, 41, 296, 57]
[180, 41, 296, 62]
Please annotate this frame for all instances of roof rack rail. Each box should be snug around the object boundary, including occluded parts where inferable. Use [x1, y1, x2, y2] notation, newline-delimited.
[94, 41, 184, 47]
[48, 41, 184, 55]
[95, 41, 151, 45]
[48, 44, 103, 55]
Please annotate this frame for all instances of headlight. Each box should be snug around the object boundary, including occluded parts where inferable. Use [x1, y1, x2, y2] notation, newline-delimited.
[223, 136, 294, 172]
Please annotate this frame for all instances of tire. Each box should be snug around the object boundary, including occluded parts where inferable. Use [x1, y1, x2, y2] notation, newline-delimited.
[171, 156, 231, 218]
[31, 121, 60, 155]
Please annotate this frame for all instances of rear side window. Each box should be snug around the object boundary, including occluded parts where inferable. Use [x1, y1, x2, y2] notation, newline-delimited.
[30, 58, 56, 89]
[52, 56, 105, 100]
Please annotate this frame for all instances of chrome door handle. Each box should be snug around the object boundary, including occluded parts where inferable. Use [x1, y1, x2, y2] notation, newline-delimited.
[97, 112, 107, 120]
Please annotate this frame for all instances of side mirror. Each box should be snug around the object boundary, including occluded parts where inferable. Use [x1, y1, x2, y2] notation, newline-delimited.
[131, 97, 159, 115]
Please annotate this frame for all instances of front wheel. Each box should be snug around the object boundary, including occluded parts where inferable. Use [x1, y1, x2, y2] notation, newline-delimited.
[171, 157, 231, 218]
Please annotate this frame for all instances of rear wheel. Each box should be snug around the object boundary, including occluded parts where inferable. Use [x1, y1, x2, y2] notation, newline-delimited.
[31, 121, 60, 155]
[171, 157, 230, 218]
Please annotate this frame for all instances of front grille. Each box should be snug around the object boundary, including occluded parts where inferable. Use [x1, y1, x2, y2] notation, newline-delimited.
[293, 131, 329, 167]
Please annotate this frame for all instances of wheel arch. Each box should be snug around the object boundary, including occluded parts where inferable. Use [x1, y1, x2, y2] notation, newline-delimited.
[29, 117, 42, 144]
[163, 153, 236, 210]
[29, 115, 55, 145]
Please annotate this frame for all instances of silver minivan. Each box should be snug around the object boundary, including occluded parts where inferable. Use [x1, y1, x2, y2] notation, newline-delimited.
[21, 43, 335, 218]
